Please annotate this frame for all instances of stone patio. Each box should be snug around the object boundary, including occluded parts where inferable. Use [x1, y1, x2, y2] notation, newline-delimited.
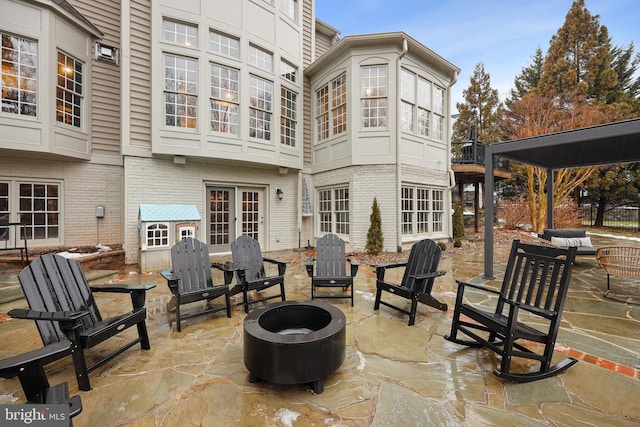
[0, 233, 638, 426]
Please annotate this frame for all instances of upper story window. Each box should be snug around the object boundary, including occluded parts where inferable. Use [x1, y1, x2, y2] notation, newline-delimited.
[163, 19, 198, 48]
[1, 33, 37, 116]
[361, 66, 387, 128]
[249, 75, 272, 141]
[280, 60, 297, 83]
[279, 0, 298, 21]
[248, 45, 273, 72]
[56, 51, 82, 128]
[280, 87, 297, 146]
[164, 54, 197, 129]
[400, 69, 445, 140]
[210, 63, 239, 134]
[315, 73, 346, 142]
[210, 30, 239, 59]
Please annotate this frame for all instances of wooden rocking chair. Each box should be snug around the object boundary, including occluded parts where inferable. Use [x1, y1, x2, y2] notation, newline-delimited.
[161, 237, 233, 332]
[9, 254, 155, 390]
[305, 233, 359, 306]
[230, 235, 287, 313]
[373, 239, 447, 326]
[445, 240, 578, 382]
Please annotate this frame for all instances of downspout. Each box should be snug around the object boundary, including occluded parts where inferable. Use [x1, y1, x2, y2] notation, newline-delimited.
[446, 71, 459, 239]
[395, 38, 409, 252]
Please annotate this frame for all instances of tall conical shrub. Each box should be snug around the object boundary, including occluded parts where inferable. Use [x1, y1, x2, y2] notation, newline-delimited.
[366, 197, 384, 255]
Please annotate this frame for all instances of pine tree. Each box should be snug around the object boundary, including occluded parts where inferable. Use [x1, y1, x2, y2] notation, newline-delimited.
[538, 0, 617, 101]
[508, 47, 545, 103]
[365, 197, 384, 255]
[452, 62, 502, 143]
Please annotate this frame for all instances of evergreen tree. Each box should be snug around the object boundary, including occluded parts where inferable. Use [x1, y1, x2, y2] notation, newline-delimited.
[365, 197, 384, 255]
[608, 42, 640, 104]
[538, 0, 617, 101]
[452, 62, 502, 143]
[508, 47, 545, 103]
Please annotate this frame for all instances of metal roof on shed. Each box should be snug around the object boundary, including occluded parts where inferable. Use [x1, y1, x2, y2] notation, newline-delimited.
[138, 204, 201, 221]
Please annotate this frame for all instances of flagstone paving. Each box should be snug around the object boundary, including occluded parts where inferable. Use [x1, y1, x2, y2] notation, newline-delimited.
[0, 233, 638, 426]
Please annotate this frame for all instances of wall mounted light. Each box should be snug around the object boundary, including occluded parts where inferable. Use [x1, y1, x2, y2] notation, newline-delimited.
[276, 188, 284, 200]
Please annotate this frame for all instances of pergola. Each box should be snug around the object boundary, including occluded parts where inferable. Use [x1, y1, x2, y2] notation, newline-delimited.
[483, 118, 640, 278]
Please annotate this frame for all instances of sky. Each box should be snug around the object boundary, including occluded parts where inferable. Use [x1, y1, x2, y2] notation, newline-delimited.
[315, 0, 639, 113]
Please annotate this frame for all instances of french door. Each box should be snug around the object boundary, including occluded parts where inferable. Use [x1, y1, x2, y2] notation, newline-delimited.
[207, 186, 264, 253]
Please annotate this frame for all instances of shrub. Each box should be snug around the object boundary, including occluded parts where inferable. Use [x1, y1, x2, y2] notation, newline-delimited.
[498, 196, 531, 230]
[437, 241, 447, 251]
[365, 197, 384, 255]
[452, 201, 465, 239]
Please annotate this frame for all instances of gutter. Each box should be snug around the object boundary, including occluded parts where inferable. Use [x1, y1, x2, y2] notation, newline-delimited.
[396, 37, 409, 252]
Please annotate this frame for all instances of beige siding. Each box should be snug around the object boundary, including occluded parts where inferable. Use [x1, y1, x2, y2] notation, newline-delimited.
[315, 32, 334, 59]
[72, 0, 122, 158]
[129, 0, 152, 149]
[302, 0, 313, 168]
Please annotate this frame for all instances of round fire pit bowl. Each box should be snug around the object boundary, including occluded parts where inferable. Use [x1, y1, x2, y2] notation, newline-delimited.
[243, 300, 346, 394]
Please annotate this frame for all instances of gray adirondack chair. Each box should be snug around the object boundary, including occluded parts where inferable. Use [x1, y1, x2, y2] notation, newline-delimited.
[161, 237, 233, 332]
[230, 235, 287, 313]
[445, 240, 578, 382]
[0, 341, 82, 422]
[373, 239, 447, 325]
[305, 233, 359, 306]
[9, 254, 155, 390]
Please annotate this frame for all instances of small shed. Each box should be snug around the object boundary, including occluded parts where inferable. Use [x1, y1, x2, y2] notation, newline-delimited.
[138, 204, 201, 271]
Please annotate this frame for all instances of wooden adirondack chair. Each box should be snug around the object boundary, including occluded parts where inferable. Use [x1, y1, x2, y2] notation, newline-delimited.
[373, 239, 447, 326]
[445, 240, 578, 382]
[305, 233, 359, 306]
[0, 341, 82, 422]
[161, 237, 233, 332]
[9, 254, 155, 390]
[230, 235, 286, 313]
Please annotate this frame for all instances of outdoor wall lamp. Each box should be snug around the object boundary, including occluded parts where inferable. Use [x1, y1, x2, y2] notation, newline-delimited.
[276, 188, 284, 200]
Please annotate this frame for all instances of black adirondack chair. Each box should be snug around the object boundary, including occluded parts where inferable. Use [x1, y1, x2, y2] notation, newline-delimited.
[9, 254, 155, 390]
[445, 240, 578, 382]
[373, 239, 447, 326]
[0, 341, 82, 423]
[230, 235, 287, 313]
[161, 237, 233, 332]
[305, 233, 359, 306]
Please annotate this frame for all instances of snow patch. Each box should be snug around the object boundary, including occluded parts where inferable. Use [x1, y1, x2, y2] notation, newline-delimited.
[274, 408, 300, 427]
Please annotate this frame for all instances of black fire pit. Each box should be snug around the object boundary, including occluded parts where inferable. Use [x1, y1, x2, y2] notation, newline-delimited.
[243, 300, 346, 394]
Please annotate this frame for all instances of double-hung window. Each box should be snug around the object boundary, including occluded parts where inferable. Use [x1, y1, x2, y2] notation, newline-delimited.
[1, 33, 37, 116]
[164, 54, 197, 128]
[249, 75, 272, 141]
[318, 186, 349, 235]
[1, 181, 61, 243]
[56, 51, 83, 128]
[280, 87, 297, 146]
[400, 69, 414, 132]
[210, 64, 239, 134]
[432, 85, 445, 141]
[401, 185, 445, 236]
[315, 73, 347, 142]
[361, 66, 387, 129]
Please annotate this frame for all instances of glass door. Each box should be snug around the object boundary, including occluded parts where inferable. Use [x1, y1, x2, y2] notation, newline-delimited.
[207, 187, 235, 253]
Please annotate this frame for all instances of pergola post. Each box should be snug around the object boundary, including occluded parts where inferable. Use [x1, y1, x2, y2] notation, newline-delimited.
[546, 168, 554, 230]
[483, 145, 495, 279]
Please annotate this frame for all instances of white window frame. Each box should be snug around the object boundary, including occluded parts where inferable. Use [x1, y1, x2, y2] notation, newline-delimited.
[401, 184, 445, 236]
[249, 75, 272, 141]
[145, 223, 169, 248]
[280, 60, 297, 83]
[279, 0, 298, 21]
[361, 65, 387, 129]
[164, 54, 198, 129]
[56, 51, 83, 128]
[248, 45, 273, 72]
[1, 32, 37, 117]
[163, 19, 198, 48]
[315, 73, 347, 142]
[280, 87, 297, 146]
[210, 63, 239, 134]
[0, 180, 62, 244]
[317, 186, 349, 236]
[209, 30, 239, 59]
